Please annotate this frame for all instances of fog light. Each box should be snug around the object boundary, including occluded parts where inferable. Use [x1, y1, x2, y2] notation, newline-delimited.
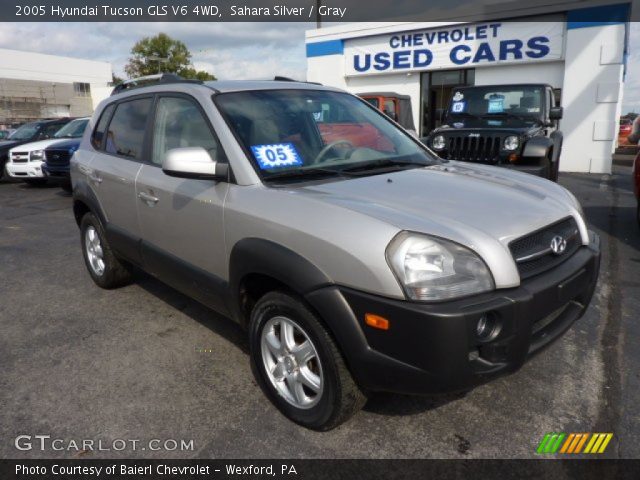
[475, 313, 499, 341]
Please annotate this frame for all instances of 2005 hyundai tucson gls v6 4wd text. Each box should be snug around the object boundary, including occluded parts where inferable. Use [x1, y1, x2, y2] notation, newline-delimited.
[71, 75, 600, 430]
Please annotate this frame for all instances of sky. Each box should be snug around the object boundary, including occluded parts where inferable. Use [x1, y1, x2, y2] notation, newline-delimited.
[0, 21, 638, 112]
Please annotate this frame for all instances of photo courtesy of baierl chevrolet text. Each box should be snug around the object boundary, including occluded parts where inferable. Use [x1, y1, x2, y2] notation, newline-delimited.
[0, 0, 638, 478]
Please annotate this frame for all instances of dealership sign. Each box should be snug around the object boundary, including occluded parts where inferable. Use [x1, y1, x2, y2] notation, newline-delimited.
[345, 22, 564, 76]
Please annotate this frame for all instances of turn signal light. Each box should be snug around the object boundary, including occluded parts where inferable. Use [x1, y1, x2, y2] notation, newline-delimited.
[508, 153, 519, 163]
[364, 313, 390, 330]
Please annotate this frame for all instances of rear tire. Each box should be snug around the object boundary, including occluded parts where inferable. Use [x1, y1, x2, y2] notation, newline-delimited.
[80, 212, 132, 289]
[249, 291, 367, 430]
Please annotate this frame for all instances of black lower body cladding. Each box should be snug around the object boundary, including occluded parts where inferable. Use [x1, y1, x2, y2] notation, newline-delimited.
[304, 233, 600, 395]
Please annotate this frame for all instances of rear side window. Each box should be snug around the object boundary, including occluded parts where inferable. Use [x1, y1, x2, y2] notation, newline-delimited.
[151, 96, 224, 166]
[41, 122, 65, 139]
[91, 104, 115, 149]
[105, 98, 152, 159]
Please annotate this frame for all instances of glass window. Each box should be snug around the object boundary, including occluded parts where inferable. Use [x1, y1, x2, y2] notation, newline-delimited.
[74, 82, 91, 97]
[54, 118, 89, 138]
[448, 86, 544, 117]
[41, 122, 66, 139]
[215, 89, 437, 180]
[151, 96, 223, 166]
[105, 98, 152, 160]
[9, 122, 40, 140]
[91, 104, 115, 150]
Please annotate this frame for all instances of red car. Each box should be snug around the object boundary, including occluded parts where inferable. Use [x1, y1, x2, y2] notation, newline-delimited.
[619, 117, 632, 145]
[634, 151, 640, 226]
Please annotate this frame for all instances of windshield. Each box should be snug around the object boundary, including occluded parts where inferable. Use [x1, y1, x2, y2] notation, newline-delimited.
[215, 89, 437, 180]
[448, 86, 544, 122]
[9, 123, 40, 140]
[54, 118, 89, 138]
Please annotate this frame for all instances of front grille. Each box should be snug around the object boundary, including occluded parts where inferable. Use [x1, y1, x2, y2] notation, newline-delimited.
[442, 135, 503, 163]
[45, 149, 72, 166]
[509, 217, 581, 279]
[11, 152, 28, 163]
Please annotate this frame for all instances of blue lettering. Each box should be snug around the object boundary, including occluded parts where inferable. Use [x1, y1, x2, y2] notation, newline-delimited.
[489, 23, 501, 37]
[450, 45, 472, 65]
[476, 25, 487, 39]
[473, 43, 496, 63]
[438, 31, 450, 43]
[353, 54, 371, 72]
[401, 34, 412, 47]
[450, 29, 463, 42]
[413, 34, 423, 46]
[393, 50, 411, 69]
[413, 49, 433, 67]
[389, 36, 400, 49]
[425, 32, 437, 45]
[526, 36, 550, 59]
[499, 39, 523, 60]
[373, 52, 391, 71]
[464, 27, 474, 40]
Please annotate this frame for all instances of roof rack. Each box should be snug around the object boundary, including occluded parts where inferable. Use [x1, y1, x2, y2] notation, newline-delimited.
[273, 76, 322, 86]
[111, 73, 203, 95]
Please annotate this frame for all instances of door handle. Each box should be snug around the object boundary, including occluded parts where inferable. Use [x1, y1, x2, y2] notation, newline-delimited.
[138, 191, 159, 205]
[88, 173, 102, 184]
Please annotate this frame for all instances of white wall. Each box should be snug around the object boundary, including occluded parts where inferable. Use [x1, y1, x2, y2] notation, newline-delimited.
[474, 61, 565, 89]
[0, 48, 112, 84]
[560, 23, 625, 173]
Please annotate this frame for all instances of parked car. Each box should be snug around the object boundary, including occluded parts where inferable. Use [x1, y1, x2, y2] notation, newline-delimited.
[0, 118, 72, 180]
[425, 84, 563, 181]
[634, 150, 640, 226]
[357, 92, 416, 133]
[72, 75, 600, 430]
[6, 117, 88, 186]
[618, 117, 633, 146]
[0, 129, 15, 140]
[43, 138, 82, 191]
[626, 116, 640, 147]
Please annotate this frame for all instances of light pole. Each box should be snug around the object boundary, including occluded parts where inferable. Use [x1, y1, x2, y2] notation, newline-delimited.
[147, 55, 169, 74]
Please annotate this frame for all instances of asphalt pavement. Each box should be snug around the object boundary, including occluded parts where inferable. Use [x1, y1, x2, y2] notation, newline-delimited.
[0, 166, 638, 459]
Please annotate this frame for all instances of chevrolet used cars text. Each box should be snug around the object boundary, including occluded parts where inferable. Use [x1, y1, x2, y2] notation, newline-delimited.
[71, 75, 600, 430]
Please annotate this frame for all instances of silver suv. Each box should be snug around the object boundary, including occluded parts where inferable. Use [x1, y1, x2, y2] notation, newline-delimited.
[72, 75, 600, 430]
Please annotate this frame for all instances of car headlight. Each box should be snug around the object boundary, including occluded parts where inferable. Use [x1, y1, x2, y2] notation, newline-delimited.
[431, 135, 446, 151]
[30, 150, 44, 161]
[386, 232, 494, 301]
[503, 136, 519, 151]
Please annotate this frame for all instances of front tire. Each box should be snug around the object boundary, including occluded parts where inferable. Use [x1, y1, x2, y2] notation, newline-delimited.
[80, 212, 132, 289]
[249, 291, 367, 430]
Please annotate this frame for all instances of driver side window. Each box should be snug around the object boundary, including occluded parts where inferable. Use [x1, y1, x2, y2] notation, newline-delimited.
[152, 96, 224, 166]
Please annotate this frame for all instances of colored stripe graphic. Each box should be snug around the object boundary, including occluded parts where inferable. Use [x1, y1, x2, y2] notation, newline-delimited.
[537, 433, 613, 454]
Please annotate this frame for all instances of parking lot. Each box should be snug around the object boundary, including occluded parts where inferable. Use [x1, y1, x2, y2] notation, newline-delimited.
[1, 164, 639, 459]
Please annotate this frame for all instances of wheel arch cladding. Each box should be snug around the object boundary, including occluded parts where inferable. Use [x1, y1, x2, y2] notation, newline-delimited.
[72, 190, 107, 227]
[522, 136, 554, 160]
[228, 238, 334, 325]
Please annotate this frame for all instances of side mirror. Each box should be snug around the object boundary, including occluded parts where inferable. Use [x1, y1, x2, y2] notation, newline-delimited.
[549, 106, 563, 121]
[162, 147, 228, 180]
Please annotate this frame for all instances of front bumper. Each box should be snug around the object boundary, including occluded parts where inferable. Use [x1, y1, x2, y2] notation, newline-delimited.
[42, 163, 70, 178]
[305, 232, 600, 395]
[6, 161, 45, 178]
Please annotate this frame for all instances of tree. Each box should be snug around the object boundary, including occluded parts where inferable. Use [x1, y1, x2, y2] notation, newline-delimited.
[124, 33, 216, 80]
[111, 73, 124, 86]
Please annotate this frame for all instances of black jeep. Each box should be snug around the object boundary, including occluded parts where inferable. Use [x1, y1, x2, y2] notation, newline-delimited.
[425, 84, 563, 181]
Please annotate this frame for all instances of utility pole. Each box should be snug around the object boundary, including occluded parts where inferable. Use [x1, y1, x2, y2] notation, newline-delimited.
[316, 0, 321, 28]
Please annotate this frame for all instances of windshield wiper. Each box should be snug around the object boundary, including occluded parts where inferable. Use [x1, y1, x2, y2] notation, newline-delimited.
[339, 158, 433, 174]
[263, 167, 348, 182]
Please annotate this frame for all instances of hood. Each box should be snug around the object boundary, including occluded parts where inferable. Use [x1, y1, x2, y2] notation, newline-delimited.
[45, 138, 81, 151]
[437, 119, 541, 133]
[0, 140, 20, 151]
[9, 138, 64, 153]
[290, 162, 586, 288]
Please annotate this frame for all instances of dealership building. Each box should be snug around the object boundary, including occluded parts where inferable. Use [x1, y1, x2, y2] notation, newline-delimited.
[306, 1, 631, 173]
[0, 48, 112, 128]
